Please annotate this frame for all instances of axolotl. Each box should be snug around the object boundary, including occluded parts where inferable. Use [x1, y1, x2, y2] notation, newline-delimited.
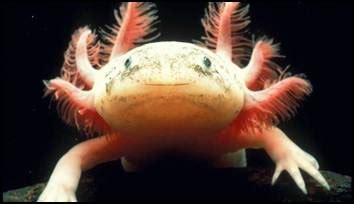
[39, 2, 330, 201]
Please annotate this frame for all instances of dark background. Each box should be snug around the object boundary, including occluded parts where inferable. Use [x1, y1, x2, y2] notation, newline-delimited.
[2, 1, 352, 193]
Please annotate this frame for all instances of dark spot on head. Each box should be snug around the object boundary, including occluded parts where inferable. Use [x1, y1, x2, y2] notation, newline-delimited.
[191, 64, 212, 76]
[105, 79, 115, 95]
[105, 67, 114, 78]
[120, 65, 141, 81]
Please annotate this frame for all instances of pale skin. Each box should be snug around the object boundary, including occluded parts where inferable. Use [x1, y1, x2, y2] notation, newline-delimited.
[38, 2, 330, 202]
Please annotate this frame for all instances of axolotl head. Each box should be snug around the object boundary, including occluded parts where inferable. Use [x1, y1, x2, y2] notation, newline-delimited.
[93, 42, 245, 138]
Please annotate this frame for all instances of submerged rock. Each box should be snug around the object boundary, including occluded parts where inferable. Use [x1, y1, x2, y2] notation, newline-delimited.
[3, 162, 352, 202]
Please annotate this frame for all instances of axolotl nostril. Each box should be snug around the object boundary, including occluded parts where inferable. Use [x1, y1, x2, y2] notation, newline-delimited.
[39, 2, 330, 202]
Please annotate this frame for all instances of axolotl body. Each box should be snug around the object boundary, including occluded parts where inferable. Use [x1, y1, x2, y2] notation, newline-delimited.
[39, 2, 330, 201]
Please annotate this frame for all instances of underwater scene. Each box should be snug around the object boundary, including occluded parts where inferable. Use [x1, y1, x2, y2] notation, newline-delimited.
[3, 1, 352, 202]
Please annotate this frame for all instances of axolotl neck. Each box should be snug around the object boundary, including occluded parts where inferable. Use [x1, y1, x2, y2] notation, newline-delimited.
[93, 41, 245, 144]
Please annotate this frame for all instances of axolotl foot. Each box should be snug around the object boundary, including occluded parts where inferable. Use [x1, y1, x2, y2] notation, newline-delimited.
[263, 128, 330, 194]
[37, 182, 77, 202]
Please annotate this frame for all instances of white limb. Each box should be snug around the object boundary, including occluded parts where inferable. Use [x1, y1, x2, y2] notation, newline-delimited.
[37, 153, 80, 202]
[38, 135, 125, 202]
[262, 127, 330, 194]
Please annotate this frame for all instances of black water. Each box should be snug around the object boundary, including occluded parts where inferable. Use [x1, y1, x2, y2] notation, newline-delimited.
[2, 1, 352, 193]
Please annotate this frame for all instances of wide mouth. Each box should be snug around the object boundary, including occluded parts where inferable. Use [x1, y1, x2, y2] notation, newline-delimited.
[144, 83, 192, 86]
[96, 80, 243, 139]
[116, 82, 220, 112]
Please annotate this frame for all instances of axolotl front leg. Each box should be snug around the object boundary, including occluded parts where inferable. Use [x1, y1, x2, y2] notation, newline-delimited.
[221, 70, 330, 194]
[231, 127, 330, 194]
[261, 127, 329, 194]
[38, 134, 127, 202]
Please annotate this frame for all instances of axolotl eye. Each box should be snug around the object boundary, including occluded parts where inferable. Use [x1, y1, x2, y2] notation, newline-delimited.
[124, 57, 132, 69]
[203, 56, 212, 69]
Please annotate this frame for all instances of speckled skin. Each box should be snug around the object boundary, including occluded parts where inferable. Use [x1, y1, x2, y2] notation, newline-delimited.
[38, 2, 330, 202]
[94, 42, 244, 143]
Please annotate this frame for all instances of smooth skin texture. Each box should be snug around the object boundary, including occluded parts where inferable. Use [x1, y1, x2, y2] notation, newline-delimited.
[39, 2, 329, 202]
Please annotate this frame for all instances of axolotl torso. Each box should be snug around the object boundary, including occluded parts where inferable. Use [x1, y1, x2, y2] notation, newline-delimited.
[39, 2, 329, 201]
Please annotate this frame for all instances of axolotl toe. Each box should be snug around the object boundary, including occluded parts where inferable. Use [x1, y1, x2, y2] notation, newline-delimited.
[39, 2, 330, 201]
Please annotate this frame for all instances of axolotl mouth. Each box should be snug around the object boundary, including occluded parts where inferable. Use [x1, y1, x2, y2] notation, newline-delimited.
[144, 83, 191, 86]
[94, 80, 244, 140]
